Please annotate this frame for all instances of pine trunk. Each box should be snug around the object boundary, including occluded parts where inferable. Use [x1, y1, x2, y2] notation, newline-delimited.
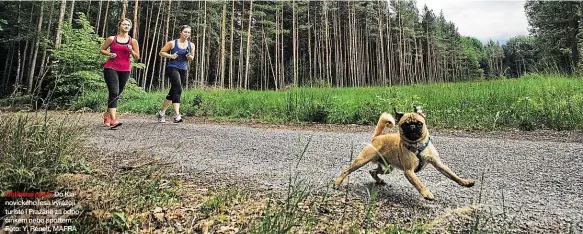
[102, 0, 110, 37]
[200, 1, 207, 87]
[28, 2, 44, 94]
[220, 1, 227, 88]
[244, 0, 253, 89]
[69, 0, 75, 24]
[229, 1, 235, 89]
[144, 1, 162, 90]
[55, 0, 67, 49]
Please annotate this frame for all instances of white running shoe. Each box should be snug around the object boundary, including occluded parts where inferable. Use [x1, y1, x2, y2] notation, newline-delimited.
[156, 111, 166, 123]
[173, 115, 183, 123]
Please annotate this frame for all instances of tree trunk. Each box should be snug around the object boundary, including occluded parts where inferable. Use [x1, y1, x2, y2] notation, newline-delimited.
[20, 10, 33, 92]
[139, 5, 151, 88]
[96, 0, 102, 35]
[2, 46, 15, 91]
[280, 3, 284, 89]
[275, 9, 279, 90]
[229, 0, 235, 89]
[292, 0, 297, 86]
[161, 0, 172, 90]
[28, 2, 44, 94]
[324, 1, 331, 85]
[133, 0, 139, 39]
[37, 1, 55, 93]
[69, 0, 75, 24]
[577, 1, 583, 75]
[151, 18, 163, 91]
[101, 0, 109, 37]
[144, 0, 162, 90]
[193, 2, 200, 86]
[86, 0, 92, 22]
[200, 1, 207, 87]
[307, 4, 312, 85]
[55, 0, 67, 49]
[378, 4, 386, 85]
[220, 1, 227, 88]
[244, 0, 253, 89]
[121, 0, 128, 20]
[14, 43, 21, 94]
[386, 2, 392, 86]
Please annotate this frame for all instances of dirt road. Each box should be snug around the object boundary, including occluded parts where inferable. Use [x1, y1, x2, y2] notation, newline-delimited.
[84, 114, 583, 233]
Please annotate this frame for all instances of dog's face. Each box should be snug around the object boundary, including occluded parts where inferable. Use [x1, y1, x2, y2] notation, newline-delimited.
[394, 106, 427, 141]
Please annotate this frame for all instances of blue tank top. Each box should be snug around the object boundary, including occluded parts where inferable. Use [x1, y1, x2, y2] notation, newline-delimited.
[167, 39, 191, 71]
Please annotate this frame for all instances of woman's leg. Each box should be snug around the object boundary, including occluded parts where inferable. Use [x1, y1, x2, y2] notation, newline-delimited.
[157, 68, 177, 122]
[161, 68, 176, 114]
[166, 68, 184, 122]
[103, 68, 119, 125]
[109, 71, 130, 124]
[172, 69, 185, 119]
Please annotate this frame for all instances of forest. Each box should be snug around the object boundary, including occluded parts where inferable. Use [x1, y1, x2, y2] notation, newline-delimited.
[0, 0, 581, 103]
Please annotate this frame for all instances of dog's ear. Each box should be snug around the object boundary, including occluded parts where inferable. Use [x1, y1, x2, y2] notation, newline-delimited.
[393, 107, 404, 123]
[414, 106, 426, 118]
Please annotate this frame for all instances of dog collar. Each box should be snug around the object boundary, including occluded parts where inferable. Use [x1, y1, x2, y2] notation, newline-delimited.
[405, 136, 432, 172]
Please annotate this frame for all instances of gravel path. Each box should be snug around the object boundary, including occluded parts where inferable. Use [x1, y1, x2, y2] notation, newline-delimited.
[85, 114, 583, 233]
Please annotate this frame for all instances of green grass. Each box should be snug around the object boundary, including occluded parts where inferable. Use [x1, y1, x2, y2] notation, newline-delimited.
[0, 113, 89, 192]
[73, 74, 583, 130]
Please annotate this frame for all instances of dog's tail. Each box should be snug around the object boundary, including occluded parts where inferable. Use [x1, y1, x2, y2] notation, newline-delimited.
[373, 112, 396, 138]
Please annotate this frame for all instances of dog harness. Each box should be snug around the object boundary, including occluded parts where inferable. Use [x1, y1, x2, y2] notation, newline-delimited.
[405, 136, 432, 172]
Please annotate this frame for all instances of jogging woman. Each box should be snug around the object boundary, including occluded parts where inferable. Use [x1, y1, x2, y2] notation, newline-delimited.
[156, 25, 194, 123]
[99, 18, 140, 128]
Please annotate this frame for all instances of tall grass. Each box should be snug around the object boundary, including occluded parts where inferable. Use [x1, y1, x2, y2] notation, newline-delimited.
[73, 74, 583, 130]
[0, 113, 88, 192]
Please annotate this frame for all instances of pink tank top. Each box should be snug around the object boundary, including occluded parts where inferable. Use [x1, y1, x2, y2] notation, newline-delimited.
[104, 35, 132, 71]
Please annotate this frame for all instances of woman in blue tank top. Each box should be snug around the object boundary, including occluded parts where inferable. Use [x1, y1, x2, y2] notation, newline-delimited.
[156, 25, 195, 123]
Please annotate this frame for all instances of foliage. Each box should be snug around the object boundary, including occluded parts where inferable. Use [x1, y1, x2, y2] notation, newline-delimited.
[525, 1, 582, 75]
[50, 13, 107, 72]
[503, 36, 537, 77]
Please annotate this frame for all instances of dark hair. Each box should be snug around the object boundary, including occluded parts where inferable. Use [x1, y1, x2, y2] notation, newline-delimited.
[180, 25, 191, 32]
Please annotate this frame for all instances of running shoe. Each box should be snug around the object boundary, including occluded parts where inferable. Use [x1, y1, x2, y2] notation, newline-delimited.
[103, 112, 111, 127]
[110, 120, 122, 129]
[173, 115, 183, 123]
[156, 111, 166, 123]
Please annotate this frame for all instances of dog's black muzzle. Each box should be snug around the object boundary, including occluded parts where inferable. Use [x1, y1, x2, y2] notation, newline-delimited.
[401, 122, 424, 141]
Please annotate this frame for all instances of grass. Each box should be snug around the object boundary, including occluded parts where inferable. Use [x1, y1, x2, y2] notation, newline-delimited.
[0, 112, 89, 193]
[73, 74, 583, 131]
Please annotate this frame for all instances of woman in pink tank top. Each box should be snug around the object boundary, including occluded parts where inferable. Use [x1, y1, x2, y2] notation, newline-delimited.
[99, 18, 140, 129]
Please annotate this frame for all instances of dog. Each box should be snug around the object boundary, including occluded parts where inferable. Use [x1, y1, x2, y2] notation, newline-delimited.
[334, 106, 474, 200]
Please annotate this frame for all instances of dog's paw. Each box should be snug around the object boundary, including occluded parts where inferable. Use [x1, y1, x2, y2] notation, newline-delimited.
[422, 191, 435, 201]
[464, 180, 475, 187]
[333, 181, 343, 190]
